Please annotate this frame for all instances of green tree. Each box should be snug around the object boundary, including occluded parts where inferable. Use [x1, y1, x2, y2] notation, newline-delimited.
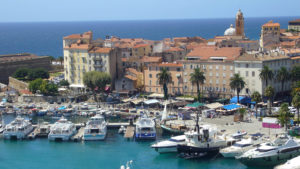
[251, 91, 262, 118]
[292, 94, 300, 125]
[278, 103, 291, 131]
[13, 68, 30, 80]
[28, 68, 49, 80]
[291, 66, 300, 82]
[190, 68, 205, 102]
[29, 78, 43, 94]
[45, 82, 58, 96]
[259, 65, 274, 87]
[83, 71, 111, 102]
[265, 85, 275, 115]
[58, 56, 64, 65]
[59, 80, 70, 87]
[238, 108, 247, 121]
[230, 74, 245, 104]
[158, 68, 172, 100]
[276, 67, 290, 95]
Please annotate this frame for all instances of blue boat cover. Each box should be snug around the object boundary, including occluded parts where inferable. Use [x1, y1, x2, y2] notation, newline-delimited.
[230, 96, 251, 104]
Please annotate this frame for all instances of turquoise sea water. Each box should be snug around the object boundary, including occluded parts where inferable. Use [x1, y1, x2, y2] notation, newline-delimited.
[0, 129, 252, 169]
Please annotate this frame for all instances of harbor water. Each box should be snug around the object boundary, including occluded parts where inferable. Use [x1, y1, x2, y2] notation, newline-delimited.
[0, 115, 266, 169]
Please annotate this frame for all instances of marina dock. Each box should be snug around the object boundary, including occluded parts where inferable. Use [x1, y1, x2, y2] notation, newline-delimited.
[27, 127, 38, 139]
[124, 126, 135, 139]
[71, 127, 85, 142]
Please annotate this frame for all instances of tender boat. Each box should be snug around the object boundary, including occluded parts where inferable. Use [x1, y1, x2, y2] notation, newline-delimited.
[135, 116, 156, 140]
[83, 114, 107, 141]
[274, 155, 300, 169]
[220, 138, 254, 158]
[236, 136, 300, 167]
[232, 131, 247, 139]
[48, 116, 77, 141]
[3, 116, 34, 140]
[177, 125, 227, 159]
[118, 125, 126, 134]
[151, 135, 186, 153]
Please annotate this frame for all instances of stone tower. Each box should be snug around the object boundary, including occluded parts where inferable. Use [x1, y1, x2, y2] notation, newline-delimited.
[235, 9, 244, 37]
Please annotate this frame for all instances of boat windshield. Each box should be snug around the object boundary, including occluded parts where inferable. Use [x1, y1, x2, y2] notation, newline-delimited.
[141, 127, 152, 131]
[234, 143, 252, 148]
[169, 138, 185, 142]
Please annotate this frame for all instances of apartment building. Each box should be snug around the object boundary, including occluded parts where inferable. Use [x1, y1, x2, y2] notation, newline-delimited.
[234, 52, 291, 96]
[178, 46, 242, 98]
[260, 21, 280, 50]
[144, 62, 183, 95]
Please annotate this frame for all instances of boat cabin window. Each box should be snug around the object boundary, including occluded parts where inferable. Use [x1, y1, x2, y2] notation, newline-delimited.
[141, 127, 152, 132]
[169, 138, 185, 142]
[234, 143, 252, 147]
[91, 129, 99, 133]
[257, 148, 276, 152]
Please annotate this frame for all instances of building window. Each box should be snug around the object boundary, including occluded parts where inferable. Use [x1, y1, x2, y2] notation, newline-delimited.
[223, 66, 226, 70]
[209, 72, 212, 76]
[246, 71, 248, 77]
[223, 73, 226, 77]
[209, 65, 212, 70]
[230, 73, 233, 77]
[216, 65, 219, 70]
[149, 80, 152, 85]
[177, 68, 181, 72]
[149, 88, 152, 92]
[149, 74, 152, 78]
[237, 63, 240, 68]
[216, 79, 219, 84]
[252, 71, 255, 77]
[156, 88, 158, 93]
[190, 65, 193, 69]
[209, 79, 212, 84]
[216, 72, 219, 77]
[246, 64, 249, 68]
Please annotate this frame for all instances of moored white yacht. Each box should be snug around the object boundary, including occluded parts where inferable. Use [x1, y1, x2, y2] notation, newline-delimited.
[48, 116, 77, 141]
[236, 136, 300, 167]
[220, 138, 254, 158]
[135, 116, 156, 140]
[151, 135, 186, 153]
[3, 116, 33, 140]
[83, 114, 107, 141]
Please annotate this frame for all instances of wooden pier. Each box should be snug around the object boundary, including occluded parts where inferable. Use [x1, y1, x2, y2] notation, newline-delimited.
[124, 126, 135, 139]
[71, 127, 85, 142]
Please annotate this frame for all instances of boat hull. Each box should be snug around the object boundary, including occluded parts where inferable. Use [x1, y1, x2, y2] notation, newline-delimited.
[3, 127, 34, 140]
[83, 133, 106, 141]
[177, 144, 221, 158]
[237, 151, 300, 167]
[135, 133, 156, 140]
[160, 124, 184, 135]
[152, 145, 178, 153]
[220, 151, 241, 158]
[48, 133, 75, 141]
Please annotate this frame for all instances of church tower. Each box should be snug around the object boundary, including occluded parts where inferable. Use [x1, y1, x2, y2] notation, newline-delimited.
[235, 9, 244, 37]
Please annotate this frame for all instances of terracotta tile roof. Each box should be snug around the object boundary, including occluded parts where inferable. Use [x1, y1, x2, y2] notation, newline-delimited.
[289, 19, 300, 24]
[126, 68, 140, 74]
[63, 31, 92, 40]
[282, 48, 300, 54]
[263, 21, 280, 27]
[236, 53, 289, 62]
[187, 46, 242, 61]
[164, 47, 184, 52]
[280, 41, 296, 47]
[89, 47, 111, 53]
[291, 56, 300, 60]
[237, 40, 258, 43]
[19, 89, 32, 95]
[64, 43, 90, 50]
[133, 44, 149, 48]
[158, 62, 182, 67]
[121, 58, 127, 62]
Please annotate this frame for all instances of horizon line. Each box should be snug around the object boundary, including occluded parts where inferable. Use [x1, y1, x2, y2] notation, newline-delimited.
[0, 15, 299, 24]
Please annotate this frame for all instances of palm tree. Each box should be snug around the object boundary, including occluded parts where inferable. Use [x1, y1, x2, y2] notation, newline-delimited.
[58, 56, 64, 65]
[158, 68, 172, 100]
[276, 67, 290, 95]
[292, 94, 300, 126]
[230, 74, 245, 104]
[259, 65, 274, 87]
[190, 68, 206, 102]
[278, 103, 290, 131]
[265, 85, 275, 115]
[251, 91, 262, 118]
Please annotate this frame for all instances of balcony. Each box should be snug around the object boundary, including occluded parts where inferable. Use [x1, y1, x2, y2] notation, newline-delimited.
[94, 57, 102, 61]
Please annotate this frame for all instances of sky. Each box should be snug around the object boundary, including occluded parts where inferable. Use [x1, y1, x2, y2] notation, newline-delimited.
[0, 0, 299, 22]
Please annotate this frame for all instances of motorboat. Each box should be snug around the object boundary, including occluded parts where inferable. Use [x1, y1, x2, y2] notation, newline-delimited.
[83, 114, 107, 141]
[177, 125, 227, 159]
[274, 155, 300, 169]
[37, 122, 51, 137]
[135, 116, 156, 140]
[151, 135, 186, 153]
[118, 125, 126, 134]
[48, 116, 77, 141]
[236, 136, 300, 167]
[37, 109, 48, 116]
[81, 103, 88, 110]
[3, 116, 34, 139]
[220, 138, 255, 158]
[232, 130, 247, 139]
